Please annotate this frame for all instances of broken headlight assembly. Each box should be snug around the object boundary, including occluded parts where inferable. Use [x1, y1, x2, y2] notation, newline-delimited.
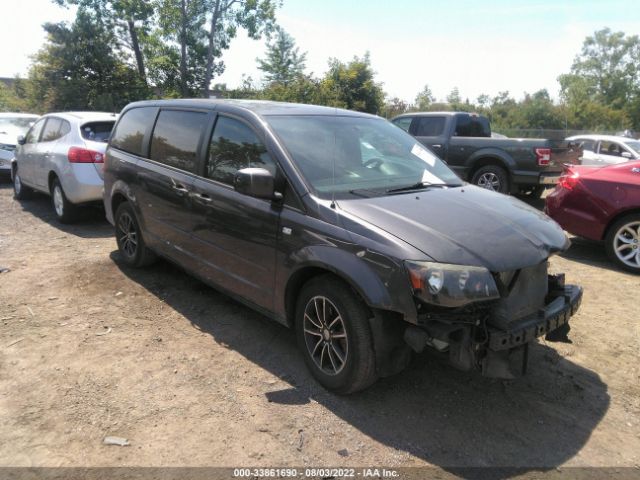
[405, 260, 500, 308]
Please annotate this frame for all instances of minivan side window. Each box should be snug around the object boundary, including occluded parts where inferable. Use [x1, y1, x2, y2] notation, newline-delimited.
[110, 107, 155, 157]
[150, 110, 207, 172]
[393, 117, 412, 132]
[415, 117, 445, 136]
[206, 116, 276, 185]
[25, 118, 46, 144]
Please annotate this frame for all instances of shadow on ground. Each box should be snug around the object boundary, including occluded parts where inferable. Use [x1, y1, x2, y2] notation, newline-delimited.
[112, 252, 610, 474]
[1, 182, 111, 239]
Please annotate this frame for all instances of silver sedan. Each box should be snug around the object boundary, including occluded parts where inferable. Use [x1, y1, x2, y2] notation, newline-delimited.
[12, 111, 117, 222]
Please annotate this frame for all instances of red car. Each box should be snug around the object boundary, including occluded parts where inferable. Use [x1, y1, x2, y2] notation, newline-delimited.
[545, 160, 640, 273]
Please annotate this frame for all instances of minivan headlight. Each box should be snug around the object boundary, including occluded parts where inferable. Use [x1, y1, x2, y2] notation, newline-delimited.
[405, 261, 500, 308]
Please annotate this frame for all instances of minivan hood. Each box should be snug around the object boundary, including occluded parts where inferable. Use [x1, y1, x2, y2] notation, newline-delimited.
[337, 185, 569, 272]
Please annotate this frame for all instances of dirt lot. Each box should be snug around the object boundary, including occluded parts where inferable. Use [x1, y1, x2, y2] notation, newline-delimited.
[0, 181, 639, 474]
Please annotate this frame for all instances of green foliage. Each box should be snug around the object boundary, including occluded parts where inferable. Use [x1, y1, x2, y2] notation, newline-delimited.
[0, 80, 30, 112]
[381, 97, 410, 118]
[27, 10, 150, 111]
[319, 54, 385, 114]
[257, 26, 306, 85]
[559, 28, 639, 130]
[414, 85, 434, 111]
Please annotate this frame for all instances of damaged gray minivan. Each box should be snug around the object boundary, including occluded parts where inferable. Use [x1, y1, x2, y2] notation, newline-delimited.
[103, 100, 582, 394]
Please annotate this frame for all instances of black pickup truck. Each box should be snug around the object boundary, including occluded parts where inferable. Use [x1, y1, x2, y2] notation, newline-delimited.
[391, 112, 582, 196]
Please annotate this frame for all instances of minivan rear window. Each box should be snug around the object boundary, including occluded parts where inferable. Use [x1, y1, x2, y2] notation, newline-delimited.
[81, 121, 115, 143]
[150, 110, 207, 172]
[110, 107, 155, 156]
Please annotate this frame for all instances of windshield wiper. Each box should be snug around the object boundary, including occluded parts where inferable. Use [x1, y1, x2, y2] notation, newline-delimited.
[386, 181, 458, 194]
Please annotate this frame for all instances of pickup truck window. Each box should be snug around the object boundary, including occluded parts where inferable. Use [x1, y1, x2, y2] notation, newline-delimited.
[393, 117, 412, 132]
[454, 114, 491, 137]
[414, 116, 445, 136]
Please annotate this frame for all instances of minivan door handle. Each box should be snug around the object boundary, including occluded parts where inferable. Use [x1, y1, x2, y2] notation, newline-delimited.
[192, 192, 212, 202]
[172, 184, 189, 195]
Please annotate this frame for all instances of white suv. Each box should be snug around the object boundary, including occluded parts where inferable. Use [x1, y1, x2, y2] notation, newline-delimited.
[566, 134, 640, 166]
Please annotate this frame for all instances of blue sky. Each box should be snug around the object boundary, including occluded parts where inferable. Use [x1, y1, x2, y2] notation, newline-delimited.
[2, 0, 640, 104]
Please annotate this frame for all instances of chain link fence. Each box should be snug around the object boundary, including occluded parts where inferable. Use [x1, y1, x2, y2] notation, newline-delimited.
[494, 128, 638, 140]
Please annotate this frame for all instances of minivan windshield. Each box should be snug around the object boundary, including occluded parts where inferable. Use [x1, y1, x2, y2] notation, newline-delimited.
[267, 115, 462, 199]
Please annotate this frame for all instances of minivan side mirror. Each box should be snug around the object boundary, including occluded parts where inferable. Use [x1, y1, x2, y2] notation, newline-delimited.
[17, 135, 26, 146]
[234, 167, 279, 200]
[621, 151, 633, 159]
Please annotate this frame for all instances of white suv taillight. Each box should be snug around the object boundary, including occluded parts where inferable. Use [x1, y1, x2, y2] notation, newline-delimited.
[68, 146, 104, 163]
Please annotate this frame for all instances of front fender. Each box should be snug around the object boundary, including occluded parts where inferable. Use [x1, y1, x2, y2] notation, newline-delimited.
[278, 244, 418, 325]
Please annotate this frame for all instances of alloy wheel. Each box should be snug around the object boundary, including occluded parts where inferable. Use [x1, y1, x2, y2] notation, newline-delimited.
[53, 185, 64, 217]
[14, 174, 21, 195]
[117, 212, 138, 258]
[613, 221, 640, 269]
[303, 296, 348, 375]
[477, 172, 500, 191]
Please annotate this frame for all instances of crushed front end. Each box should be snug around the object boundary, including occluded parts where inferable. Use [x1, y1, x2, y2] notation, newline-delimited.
[403, 260, 583, 379]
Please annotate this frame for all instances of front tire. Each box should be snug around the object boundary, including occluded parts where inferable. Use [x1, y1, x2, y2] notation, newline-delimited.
[114, 202, 156, 268]
[471, 165, 509, 194]
[295, 275, 378, 394]
[605, 214, 640, 274]
[51, 178, 78, 223]
[13, 167, 33, 200]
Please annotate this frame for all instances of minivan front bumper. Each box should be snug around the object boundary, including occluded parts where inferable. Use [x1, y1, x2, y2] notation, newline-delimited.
[408, 274, 583, 379]
[487, 283, 582, 352]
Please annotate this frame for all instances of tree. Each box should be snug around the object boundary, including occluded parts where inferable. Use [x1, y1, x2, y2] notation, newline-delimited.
[0, 82, 29, 112]
[559, 28, 640, 129]
[381, 97, 409, 118]
[53, 0, 154, 84]
[446, 87, 461, 105]
[27, 9, 147, 111]
[201, 0, 279, 97]
[414, 84, 434, 110]
[320, 54, 385, 114]
[257, 26, 306, 85]
[155, 0, 210, 96]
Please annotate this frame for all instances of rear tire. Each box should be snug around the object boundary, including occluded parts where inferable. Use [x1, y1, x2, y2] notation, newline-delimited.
[51, 178, 78, 223]
[12, 167, 33, 200]
[114, 202, 156, 268]
[605, 214, 640, 274]
[471, 165, 509, 194]
[295, 275, 378, 394]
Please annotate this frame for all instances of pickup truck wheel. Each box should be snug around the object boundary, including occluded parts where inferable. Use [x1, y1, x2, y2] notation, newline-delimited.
[295, 275, 378, 394]
[472, 165, 509, 194]
[114, 202, 157, 268]
[605, 214, 640, 274]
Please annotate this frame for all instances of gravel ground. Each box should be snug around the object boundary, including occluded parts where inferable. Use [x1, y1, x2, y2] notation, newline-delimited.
[0, 182, 639, 475]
